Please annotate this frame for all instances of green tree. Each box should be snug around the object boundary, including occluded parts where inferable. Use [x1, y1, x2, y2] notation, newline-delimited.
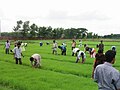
[52, 28, 64, 39]
[21, 21, 30, 38]
[37, 26, 47, 38]
[46, 26, 53, 38]
[13, 20, 23, 32]
[87, 32, 93, 38]
[30, 23, 38, 38]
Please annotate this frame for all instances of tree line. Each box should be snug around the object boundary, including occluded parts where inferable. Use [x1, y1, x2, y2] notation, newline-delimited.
[2, 20, 119, 39]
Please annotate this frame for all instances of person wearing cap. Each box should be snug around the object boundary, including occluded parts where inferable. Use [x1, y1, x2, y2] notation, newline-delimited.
[94, 50, 120, 90]
[13, 42, 24, 64]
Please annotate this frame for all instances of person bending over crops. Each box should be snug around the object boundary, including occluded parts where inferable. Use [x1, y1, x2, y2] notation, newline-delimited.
[72, 48, 80, 56]
[30, 54, 41, 68]
[76, 50, 86, 63]
[58, 44, 66, 55]
[89, 48, 96, 58]
[84, 44, 90, 53]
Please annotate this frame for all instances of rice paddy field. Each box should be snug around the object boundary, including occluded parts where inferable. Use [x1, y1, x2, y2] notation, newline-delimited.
[0, 39, 120, 90]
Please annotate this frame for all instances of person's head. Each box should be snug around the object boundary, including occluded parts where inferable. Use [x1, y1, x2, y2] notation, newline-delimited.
[53, 40, 55, 43]
[58, 46, 62, 50]
[111, 46, 116, 55]
[81, 52, 84, 58]
[112, 46, 116, 51]
[73, 40, 75, 42]
[105, 50, 116, 64]
[100, 40, 103, 43]
[17, 42, 21, 48]
[96, 44, 99, 48]
[84, 44, 86, 48]
[30, 57, 34, 62]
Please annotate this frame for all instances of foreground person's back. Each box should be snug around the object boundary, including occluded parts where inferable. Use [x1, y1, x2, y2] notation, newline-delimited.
[94, 50, 120, 90]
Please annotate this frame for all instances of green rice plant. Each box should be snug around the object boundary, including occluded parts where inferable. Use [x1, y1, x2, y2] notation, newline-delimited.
[0, 39, 120, 90]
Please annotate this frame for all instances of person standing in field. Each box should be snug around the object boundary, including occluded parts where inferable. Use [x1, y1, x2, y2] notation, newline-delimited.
[30, 54, 41, 68]
[76, 50, 86, 63]
[14, 40, 18, 47]
[94, 50, 120, 90]
[91, 49, 105, 79]
[79, 39, 82, 47]
[5, 40, 10, 54]
[21, 42, 26, 52]
[98, 40, 104, 52]
[52, 40, 58, 55]
[71, 40, 76, 50]
[13, 42, 24, 64]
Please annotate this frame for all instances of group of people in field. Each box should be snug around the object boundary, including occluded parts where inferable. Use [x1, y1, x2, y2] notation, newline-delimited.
[4, 40, 41, 68]
[52, 39, 120, 90]
[4, 39, 120, 90]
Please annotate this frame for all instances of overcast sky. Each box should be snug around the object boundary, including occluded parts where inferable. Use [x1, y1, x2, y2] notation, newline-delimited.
[0, 0, 120, 35]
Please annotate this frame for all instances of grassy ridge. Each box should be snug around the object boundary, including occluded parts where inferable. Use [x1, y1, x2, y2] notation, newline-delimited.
[0, 39, 120, 90]
[0, 61, 98, 90]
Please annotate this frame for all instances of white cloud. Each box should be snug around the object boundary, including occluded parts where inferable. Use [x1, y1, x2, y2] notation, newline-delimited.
[0, 0, 120, 35]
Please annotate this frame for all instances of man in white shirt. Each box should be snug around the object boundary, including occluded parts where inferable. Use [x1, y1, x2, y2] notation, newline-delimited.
[13, 42, 24, 64]
[5, 40, 10, 54]
[76, 51, 86, 63]
[30, 54, 41, 68]
[94, 50, 120, 90]
[72, 48, 80, 56]
[52, 40, 58, 55]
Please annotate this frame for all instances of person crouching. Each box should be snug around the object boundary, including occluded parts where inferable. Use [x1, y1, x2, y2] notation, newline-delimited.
[30, 54, 41, 68]
[76, 51, 86, 64]
[72, 48, 80, 56]
[58, 44, 66, 55]
[89, 48, 96, 58]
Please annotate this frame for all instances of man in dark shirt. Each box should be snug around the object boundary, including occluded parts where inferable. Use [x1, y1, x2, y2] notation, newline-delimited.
[98, 40, 104, 52]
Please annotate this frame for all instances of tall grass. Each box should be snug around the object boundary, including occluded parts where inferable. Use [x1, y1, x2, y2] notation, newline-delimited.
[0, 39, 120, 90]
